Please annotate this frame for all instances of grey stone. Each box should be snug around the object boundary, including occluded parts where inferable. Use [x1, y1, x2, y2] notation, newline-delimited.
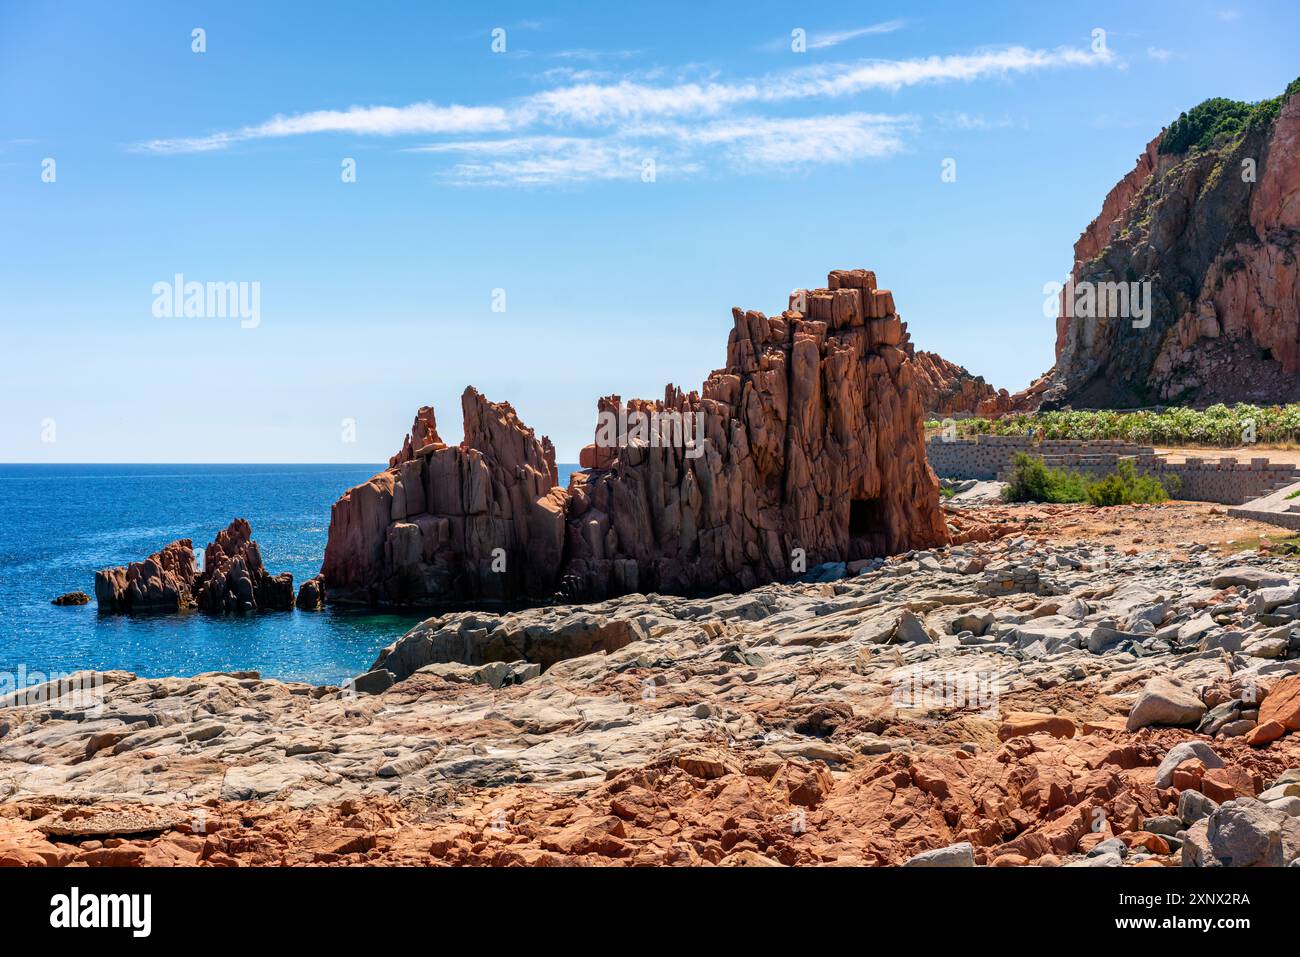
[1217, 719, 1256, 738]
[1211, 567, 1290, 590]
[1266, 797, 1300, 817]
[1126, 676, 1206, 731]
[1142, 815, 1184, 837]
[950, 609, 994, 636]
[1069, 851, 1123, 867]
[1087, 837, 1128, 858]
[1177, 614, 1219, 644]
[903, 841, 975, 867]
[893, 610, 932, 645]
[1198, 700, 1241, 736]
[350, 668, 395, 696]
[1247, 585, 1300, 614]
[1258, 782, 1300, 802]
[1178, 789, 1218, 826]
[1241, 630, 1290, 659]
[1206, 798, 1292, 867]
[1180, 819, 1213, 867]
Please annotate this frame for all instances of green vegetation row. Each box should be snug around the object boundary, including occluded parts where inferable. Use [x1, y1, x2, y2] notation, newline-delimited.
[1159, 77, 1300, 155]
[925, 403, 1300, 448]
[1001, 454, 1175, 506]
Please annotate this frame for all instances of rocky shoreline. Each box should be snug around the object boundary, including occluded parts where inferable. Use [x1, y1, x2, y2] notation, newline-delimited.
[5, 521, 1300, 866]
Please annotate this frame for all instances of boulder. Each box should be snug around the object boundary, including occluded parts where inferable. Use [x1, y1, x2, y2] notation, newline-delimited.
[1155, 741, 1224, 788]
[902, 841, 975, 867]
[1182, 790, 1217, 828]
[892, 610, 933, 645]
[1205, 798, 1300, 867]
[1126, 675, 1207, 731]
[1259, 675, 1300, 732]
[1212, 567, 1291, 590]
[373, 607, 650, 681]
[349, 669, 394, 696]
[1246, 720, 1287, 746]
[295, 576, 325, 611]
[998, 712, 1076, 741]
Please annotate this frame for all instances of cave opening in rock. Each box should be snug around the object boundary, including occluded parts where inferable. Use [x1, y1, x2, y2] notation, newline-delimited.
[848, 497, 887, 558]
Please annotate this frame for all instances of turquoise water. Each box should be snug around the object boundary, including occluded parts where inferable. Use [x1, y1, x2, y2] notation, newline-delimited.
[0, 463, 577, 685]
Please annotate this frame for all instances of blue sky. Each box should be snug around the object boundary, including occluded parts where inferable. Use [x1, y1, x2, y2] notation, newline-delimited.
[3, 0, 1297, 463]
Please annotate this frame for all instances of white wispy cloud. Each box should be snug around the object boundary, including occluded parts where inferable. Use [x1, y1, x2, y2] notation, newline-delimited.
[1146, 46, 1174, 61]
[761, 19, 907, 52]
[133, 103, 512, 154]
[412, 136, 661, 186]
[935, 111, 1021, 131]
[806, 20, 908, 49]
[407, 114, 910, 185]
[135, 40, 1117, 183]
[636, 113, 915, 164]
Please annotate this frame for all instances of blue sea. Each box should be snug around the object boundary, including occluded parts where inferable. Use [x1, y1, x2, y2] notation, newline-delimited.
[0, 463, 576, 686]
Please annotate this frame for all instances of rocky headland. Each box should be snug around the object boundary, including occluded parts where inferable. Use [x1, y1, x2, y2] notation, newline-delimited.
[894, 80, 1300, 415]
[1037, 79, 1300, 408]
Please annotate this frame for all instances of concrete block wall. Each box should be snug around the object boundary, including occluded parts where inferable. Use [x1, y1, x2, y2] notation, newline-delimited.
[925, 435, 1152, 480]
[927, 435, 1298, 505]
[1142, 457, 1299, 505]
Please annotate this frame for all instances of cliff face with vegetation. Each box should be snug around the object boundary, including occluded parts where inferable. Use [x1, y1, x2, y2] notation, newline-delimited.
[1039, 80, 1300, 409]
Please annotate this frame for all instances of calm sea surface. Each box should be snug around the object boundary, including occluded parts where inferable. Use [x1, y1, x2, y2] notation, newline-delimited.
[0, 463, 576, 686]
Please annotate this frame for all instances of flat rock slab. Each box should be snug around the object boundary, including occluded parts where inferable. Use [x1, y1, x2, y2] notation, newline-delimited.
[39, 809, 188, 838]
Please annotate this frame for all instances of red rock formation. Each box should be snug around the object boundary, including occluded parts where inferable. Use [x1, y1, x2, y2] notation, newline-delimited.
[94, 540, 198, 613]
[320, 387, 566, 605]
[295, 575, 325, 611]
[1042, 83, 1300, 407]
[566, 269, 948, 598]
[94, 521, 292, 614]
[911, 350, 1018, 417]
[317, 268, 949, 606]
[194, 519, 294, 613]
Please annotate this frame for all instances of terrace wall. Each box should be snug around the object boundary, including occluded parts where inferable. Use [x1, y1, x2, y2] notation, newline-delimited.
[927, 435, 1299, 505]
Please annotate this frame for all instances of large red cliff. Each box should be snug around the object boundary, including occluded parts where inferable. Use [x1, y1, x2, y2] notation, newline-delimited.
[1040, 82, 1300, 407]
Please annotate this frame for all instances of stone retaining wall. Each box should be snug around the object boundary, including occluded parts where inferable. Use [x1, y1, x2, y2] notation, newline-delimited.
[927, 435, 1299, 505]
[926, 435, 1152, 480]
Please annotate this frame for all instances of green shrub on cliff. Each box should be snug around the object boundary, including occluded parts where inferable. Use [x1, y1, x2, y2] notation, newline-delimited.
[1161, 97, 1255, 155]
[1161, 77, 1300, 155]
